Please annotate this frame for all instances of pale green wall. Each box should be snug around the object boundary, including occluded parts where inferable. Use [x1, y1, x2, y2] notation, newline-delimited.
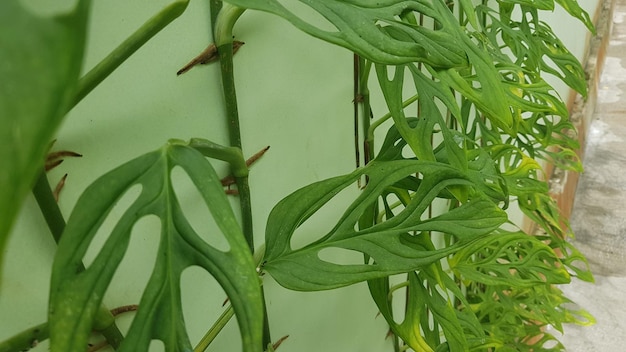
[0, 1, 601, 351]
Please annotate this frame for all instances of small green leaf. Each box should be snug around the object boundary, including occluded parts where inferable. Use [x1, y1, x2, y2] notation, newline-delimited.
[263, 160, 507, 291]
[370, 262, 484, 351]
[469, 283, 594, 347]
[450, 231, 571, 287]
[49, 141, 263, 352]
[555, 0, 595, 33]
[0, 0, 89, 275]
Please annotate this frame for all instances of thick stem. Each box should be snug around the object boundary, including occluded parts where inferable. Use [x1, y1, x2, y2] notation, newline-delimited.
[217, 39, 254, 252]
[213, 6, 271, 348]
[0, 322, 48, 352]
[210, 0, 222, 28]
[214, 4, 246, 47]
[72, 0, 190, 108]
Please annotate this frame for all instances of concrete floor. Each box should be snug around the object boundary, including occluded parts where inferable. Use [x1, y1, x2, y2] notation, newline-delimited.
[559, 0, 626, 349]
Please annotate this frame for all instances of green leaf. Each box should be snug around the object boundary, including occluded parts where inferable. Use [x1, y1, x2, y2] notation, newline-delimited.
[555, 0, 595, 33]
[263, 160, 507, 291]
[0, 0, 89, 275]
[500, 0, 555, 11]
[531, 21, 588, 95]
[369, 262, 484, 351]
[376, 120, 508, 205]
[488, 144, 549, 196]
[450, 231, 571, 287]
[375, 64, 467, 170]
[49, 141, 263, 352]
[482, 7, 588, 95]
[469, 284, 594, 348]
[224, 0, 471, 66]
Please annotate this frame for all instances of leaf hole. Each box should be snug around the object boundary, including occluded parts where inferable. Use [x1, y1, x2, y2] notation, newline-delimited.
[384, 65, 401, 82]
[567, 258, 590, 274]
[381, 192, 405, 221]
[19, 0, 79, 17]
[388, 274, 409, 325]
[401, 143, 416, 159]
[317, 247, 365, 266]
[102, 215, 161, 319]
[149, 339, 165, 352]
[424, 196, 451, 221]
[170, 166, 230, 252]
[180, 266, 231, 346]
[83, 184, 143, 267]
[290, 183, 360, 251]
[541, 338, 559, 349]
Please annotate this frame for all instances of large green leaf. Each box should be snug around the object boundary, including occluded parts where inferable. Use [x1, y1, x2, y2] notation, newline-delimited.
[0, 0, 89, 275]
[224, 0, 472, 66]
[49, 141, 263, 352]
[263, 160, 507, 291]
[376, 119, 508, 205]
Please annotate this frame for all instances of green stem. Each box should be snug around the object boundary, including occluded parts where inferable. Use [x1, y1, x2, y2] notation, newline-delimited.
[367, 93, 419, 144]
[210, 0, 223, 29]
[185, 138, 248, 177]
[193, 245, 267, 351]
[213, 6, 271, 349]
[260, 289, 272, 348]
[0, 322, 48, 352]
[355, 59, 406, 352]
[214, 4, 246, 47]
[358, 57, 373, 165]
[32, 171, 123, 350]
[194, 305, 235, 352]
[32, 171, 66, 243]
[72, 0, 190, 108]
[216, 24, 253, 252]
[0, 299, 124, 352]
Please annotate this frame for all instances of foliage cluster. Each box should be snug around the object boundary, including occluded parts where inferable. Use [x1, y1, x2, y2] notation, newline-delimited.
[1, 0, 596, 351]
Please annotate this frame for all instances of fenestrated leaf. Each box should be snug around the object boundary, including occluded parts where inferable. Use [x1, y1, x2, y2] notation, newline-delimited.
[487, 144, 549, 196]
[481, 4, 588, 97]
[49, 141, 263, 352]
[500, 0, 555, 11]
[376, 119, 508, 205]
[501, 64, 569, 117]
[224, 0, 471, 66]
[450, 231, 571, 287]
[374, 64, 467, 171]
[263, 160, 507, 291]
[469, 283, 594, 347]
[543, 234, 594, 283]
[530, 21, 588, 95]
[555, 0, 595, 33]
[370, 260, 484, 351]
[0, 0, 89, 275]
